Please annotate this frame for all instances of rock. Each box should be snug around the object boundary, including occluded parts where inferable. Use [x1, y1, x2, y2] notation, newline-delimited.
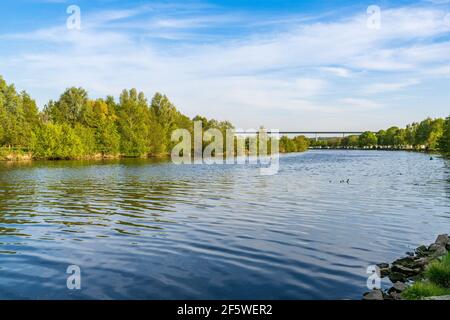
[415, 245, 429, 257]
[389, 272, 409, 283]
[388, 292, 403, 300]
[363, 290, 384, 301]
[392, 256, 427, 270]
[380, 268, 390, 277]
[393, 256, 416, 267]
[429, 243, 443, 251]
[435, 234, 449, 246]
[413, 257, 430, 269]
[391, 264, 421, 277]
[388, 282, 407, 293]
[376, 263, 390, 277]
[428, 244, 447, 258]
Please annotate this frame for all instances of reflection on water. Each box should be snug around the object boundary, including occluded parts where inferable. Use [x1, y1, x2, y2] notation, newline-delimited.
[0, 151, 449, 299]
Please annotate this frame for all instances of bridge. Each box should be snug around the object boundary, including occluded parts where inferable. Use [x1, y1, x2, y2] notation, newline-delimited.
[234, 131, 372, 141]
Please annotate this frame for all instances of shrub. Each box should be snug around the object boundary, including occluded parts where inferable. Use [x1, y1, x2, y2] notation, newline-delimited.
[425, 253, 450, 288]
[402, 281, 450, 300]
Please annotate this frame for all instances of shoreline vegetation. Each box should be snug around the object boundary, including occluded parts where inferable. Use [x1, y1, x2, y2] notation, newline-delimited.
[363, 234, 450, 300]
[1, 75, 450, 161]
[0, 75, 310, 161]
[309, 117, 450, 154]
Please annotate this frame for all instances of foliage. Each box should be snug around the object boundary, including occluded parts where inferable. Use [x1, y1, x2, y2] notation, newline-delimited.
[0, 76, 238, 159]
[310, 116, 448, 151]
[31, 123, 84, 159]
[358, 132, 378, 147]
[402, 252, 450, 300]
[280, 135, 310, 153]
[1, 75, 447, 159]
[425, 253, 450, 288]
[402, 281, 450, 300]
[439, 116, 450, 155]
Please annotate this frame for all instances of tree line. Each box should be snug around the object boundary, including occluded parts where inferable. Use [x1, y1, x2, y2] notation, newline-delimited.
[310, 117, 450, 154]
[1, 75, 448, 159]
[0, 76, 309, 160]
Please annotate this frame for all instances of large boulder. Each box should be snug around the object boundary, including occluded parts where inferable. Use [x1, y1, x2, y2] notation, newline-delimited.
[363, 290, 384, 301]
[428, 243, 447, 258]
[388, 282, 407, 293]
[434, 234, 449, 246]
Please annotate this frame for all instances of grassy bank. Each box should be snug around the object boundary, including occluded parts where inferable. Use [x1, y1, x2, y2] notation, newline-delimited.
[364, 235, 450, 300]
[402, 252, 450, 300]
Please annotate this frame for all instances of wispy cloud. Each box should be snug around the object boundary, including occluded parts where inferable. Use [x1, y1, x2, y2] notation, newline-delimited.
[363, 79, 420, 94]
[0, 2, 449, 130]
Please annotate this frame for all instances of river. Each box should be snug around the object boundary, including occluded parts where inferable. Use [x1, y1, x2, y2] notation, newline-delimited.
[0, 150, 449, 299]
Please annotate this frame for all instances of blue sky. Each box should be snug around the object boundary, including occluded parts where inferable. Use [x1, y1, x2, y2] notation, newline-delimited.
[0, 0, 449, 131]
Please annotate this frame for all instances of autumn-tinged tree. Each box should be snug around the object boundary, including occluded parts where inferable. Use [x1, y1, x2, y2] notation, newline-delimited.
[80, 99, 120, 155]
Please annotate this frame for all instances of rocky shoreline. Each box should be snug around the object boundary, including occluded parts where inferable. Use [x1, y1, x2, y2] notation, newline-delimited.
[363, 234, 450, 300]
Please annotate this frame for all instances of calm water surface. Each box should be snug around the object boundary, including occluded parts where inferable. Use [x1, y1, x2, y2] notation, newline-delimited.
[0, 150, 449, 299]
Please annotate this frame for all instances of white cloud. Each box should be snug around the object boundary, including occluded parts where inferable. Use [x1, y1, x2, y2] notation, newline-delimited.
[339, 98, 383, 110]
[320, 67, 352, 78]
[363, 79, 420, 94]
[0, 4, 449, 129]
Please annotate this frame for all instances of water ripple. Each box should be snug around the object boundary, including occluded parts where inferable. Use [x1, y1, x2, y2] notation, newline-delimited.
[0, 151, 449, 299]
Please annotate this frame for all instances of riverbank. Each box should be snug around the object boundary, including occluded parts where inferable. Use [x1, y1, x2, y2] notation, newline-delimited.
[363, 234, 450, 300]
[309, 146, 440, 152]
[1, 147, 446, 162]
[0, 149, 171, 161]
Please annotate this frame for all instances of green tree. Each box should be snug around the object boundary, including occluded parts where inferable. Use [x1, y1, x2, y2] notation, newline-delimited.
[415, 118, 444, 149]
[343, 135, 359, 147]
[31, 123, 84, 159]
[80, 99, 120, 155]
[116, 89, 150, 157]
[439, 116, 450, 154]
[359, 132, 378, 147]
[150, 93, 183, 153]
[293, 135, 310, 152]
[44, 87, 88, 126]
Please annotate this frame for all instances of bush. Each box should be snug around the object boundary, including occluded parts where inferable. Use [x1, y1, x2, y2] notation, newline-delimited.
[425, 253, 450, 288]
[402, 281, 450, 300]
[0, 147, 8, 159]
[31, 123, 85, 159]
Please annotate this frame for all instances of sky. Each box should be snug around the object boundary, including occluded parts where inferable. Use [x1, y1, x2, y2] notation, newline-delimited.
[0, 0, 449, 131]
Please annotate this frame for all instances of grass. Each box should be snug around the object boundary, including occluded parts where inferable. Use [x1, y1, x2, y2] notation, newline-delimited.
[0, 147, 29, 160]
[425, 253, 450, 288]
[402, 282, 450, 300]
[402, 252, 450, 300]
